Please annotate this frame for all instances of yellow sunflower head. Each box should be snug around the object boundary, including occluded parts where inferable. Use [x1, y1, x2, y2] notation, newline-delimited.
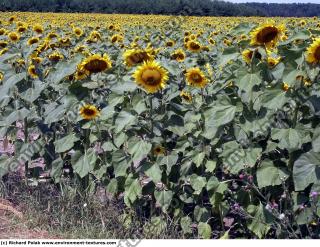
[185, 67, 208, 88]
[8, 32, 20, 42]
[306, 38, 320, 64]
[282, 83, 290, 92]
[27, 37, 40, 46]
[123, 49, 153, 67]
[0, 41, 8, 48]
[33, 24, 44, 34]
[267, 56, 281, 67]
[73, 27, 84, 37]
[180, 91, 192, 103]
[153, 146, 166, 156]
[0, 48, 8, 56]
[28, 65, 38, 79]
[78, 54, 112, 75]
[48, 51, 64, 62]
[0, 71, 3, 82]
[133, 60, 169, 94]
[79, 104, 100, 120]
[186, 40, 202, 52]
[171, 49, 186, 62]
[250, 22, 286, 48]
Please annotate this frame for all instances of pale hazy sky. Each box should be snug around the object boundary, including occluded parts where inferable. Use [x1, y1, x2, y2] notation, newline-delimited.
[226, 0, 320, 3]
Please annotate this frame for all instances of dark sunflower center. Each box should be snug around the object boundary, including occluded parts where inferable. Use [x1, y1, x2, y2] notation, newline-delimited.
[190, 42, 200, 50]
[130, 52, 147, 64]
[83, 108, 96, 116]
[141, 69, 162, 85]
[84, 59, 108, 73]
[191, 73, 203, 83]
[257, 27, 279, 43]
[314, 46, 320, 60]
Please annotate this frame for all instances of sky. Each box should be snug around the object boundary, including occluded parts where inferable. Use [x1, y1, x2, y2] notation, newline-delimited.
[226, 0, 320, 3]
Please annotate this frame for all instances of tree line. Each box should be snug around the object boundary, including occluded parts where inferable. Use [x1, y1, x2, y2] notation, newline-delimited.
[0, 0, 319, 17]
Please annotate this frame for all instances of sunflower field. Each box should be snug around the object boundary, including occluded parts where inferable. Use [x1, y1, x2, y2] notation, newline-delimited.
[1, 12, 320, 239]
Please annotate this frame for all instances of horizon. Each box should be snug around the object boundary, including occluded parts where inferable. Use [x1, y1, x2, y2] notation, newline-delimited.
[225, 0, 320, 3]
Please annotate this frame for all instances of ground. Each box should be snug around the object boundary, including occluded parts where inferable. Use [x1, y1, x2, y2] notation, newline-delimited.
[0, 199, 55, 239]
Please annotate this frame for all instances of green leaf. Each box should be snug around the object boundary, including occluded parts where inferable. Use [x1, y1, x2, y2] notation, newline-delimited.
[154, 190, 173, 212]
[312, 127, 320, 152]
[205, 160, 216, 172]
[293, 151, 320, 191]
[115, 111, 136, 133]
[54, 134, 79, 153]
[198, 222, 212, 239]
[194, 206, 210, 223]
[204, 104, 236, 128]
[128, 137, 152, 163]
[247, 203, 272, 239]
[106, 178, 118, 195]
[257, 160, 289, 188]
[237, 72, 261, 93]
[50, 158, 63, 182]
[218, 47, 240, 67]
[220, 141, 262, 174]
[72, 149, 97, 178]
[192, 152, 205, 167]
[180, 216, 193, 234]
[112, 150, 130, 177]
[124, 175, 142, 206]
[260, 89, 288, 110]
[145, 163, 162, 183]
[271, 128, 310, 151]
[190, 174, 207, 193]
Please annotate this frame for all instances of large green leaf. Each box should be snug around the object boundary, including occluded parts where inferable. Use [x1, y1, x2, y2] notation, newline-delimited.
[293, 151, 320, 191]
[72, 149, 97, 178]
[246, 203, 272, 239]
[124, 175, 142, 206]
[271, 128, 310, 151]
[256, 160, 289, 188]
[128, 137, 152, 163]
[198, 222, 212, 239]
[154, 190, 173, 212]
[54, 134, 79, 153]
[115, 111, 136, 133]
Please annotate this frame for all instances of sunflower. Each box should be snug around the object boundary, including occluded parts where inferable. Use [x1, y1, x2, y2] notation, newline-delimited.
[75, 69, 88, 81]
[78, 54, 112, 75]
[186, 40, 202, 52]
[123, 49, 153, 67]
[282, 83, 290, 92]
[17, 25, 28, 33]
[8, 32, 20, 42]
[185, 68, 208, 88]
[0, 48, 8, 56]
[250, 22, 286, 48]
[33, 24, 44, 34]
[28, 65, 38, 79]
[8, 16, 16, 23]
[47, 32, 58, 40]
[0, 28, 7, 36]
[153, 146, 166, 156]
[31, 56, 43, 64]
[79, 104, 100, 120]
[48, 51, 64, 62]
[267, 56, 281, 67]
[306, 38, 320, 64]
[27, 37, 40, 46]
[0, 41, 8, 48]
[111, 34, 123, 43]
[166, 40, 175, 47]
[133, 60, 168, 94]
[73, 27, 84, 37]
[0, 72, 3, 82]
[171, 49, 186, 62]
[242, 49, 262, 64]
[180, 91, 192, 103]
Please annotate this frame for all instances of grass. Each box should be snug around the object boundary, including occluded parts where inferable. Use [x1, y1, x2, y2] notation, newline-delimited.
[1, 175, 186, 239]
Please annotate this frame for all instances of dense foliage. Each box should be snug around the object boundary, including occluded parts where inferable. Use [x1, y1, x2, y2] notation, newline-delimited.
[1, 0, 320, 17]
[0, 13, 320, 239]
